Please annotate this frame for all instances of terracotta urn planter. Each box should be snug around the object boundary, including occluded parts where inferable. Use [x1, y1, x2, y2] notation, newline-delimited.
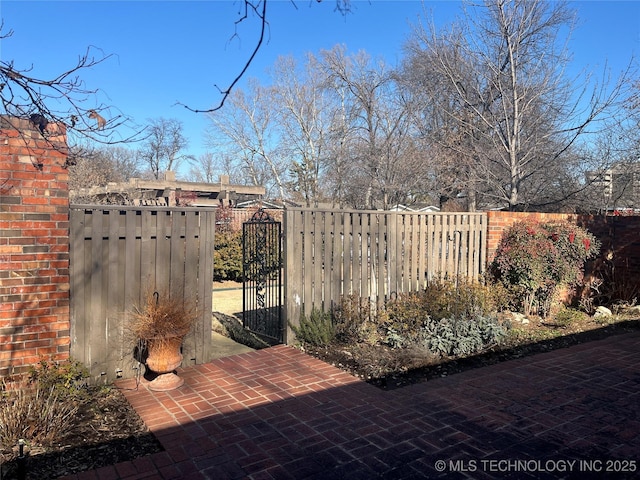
[145, 334, 186, 391]
[129, 290, 196, 392]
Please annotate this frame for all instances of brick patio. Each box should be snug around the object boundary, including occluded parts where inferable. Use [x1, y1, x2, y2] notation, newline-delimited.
[62, 332, 640, 479]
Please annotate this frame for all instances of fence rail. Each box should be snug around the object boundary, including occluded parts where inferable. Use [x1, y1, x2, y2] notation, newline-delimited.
[69, 205, 215, 383]
[284, 209, 487, 338]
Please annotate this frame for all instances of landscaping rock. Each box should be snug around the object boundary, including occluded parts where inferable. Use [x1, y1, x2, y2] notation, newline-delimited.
[212, 312, 271, 350]
[594, 306, 613, 318]
[511, 312, 530, 324]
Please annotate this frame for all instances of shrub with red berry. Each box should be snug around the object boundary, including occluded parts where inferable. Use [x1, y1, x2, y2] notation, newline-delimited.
[490, 220, 600, 316]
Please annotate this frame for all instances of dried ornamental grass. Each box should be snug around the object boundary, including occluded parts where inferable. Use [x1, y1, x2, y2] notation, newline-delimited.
[0, 385, 78, 448]
[129, 290, 196, 345]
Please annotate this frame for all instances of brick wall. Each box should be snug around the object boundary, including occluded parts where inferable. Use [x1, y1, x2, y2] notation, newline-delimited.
[486, 211, 578, 260]
[577, 214, 640, 283]
[0, 117, 70, 379]
[486, 210, 640, 284]
[225, 207, 284, 231]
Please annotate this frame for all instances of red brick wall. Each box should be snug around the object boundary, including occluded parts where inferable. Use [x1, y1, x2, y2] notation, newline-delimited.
[0, 117, 70, 379]
[576, 214, 640, 283]
[226, 207, 284, 231]
[486, 211, 578, 261]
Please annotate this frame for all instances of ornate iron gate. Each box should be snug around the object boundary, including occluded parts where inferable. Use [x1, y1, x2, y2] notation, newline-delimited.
[242, 209, 284, 343]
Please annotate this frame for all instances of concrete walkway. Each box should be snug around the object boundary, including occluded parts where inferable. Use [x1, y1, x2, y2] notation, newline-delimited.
[62, 332, 640, 479]
[209, 331, 255, 360]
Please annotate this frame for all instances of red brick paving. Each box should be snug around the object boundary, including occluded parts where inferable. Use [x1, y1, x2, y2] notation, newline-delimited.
[61, 332, 640, 479]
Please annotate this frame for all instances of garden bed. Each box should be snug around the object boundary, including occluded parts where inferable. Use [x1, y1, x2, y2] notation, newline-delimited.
[301, 315, 640, 389]
[0, 384, 162, 479]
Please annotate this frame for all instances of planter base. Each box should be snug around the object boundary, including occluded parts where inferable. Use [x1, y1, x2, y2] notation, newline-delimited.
[148, 371, 184, 392]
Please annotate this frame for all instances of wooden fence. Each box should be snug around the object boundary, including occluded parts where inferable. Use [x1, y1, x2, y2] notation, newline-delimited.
[69, 206, 215, 383]
[69, 206, 487, 376]
[284, 208, 487, 338]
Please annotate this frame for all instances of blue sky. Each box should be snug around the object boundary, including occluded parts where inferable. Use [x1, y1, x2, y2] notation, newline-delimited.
[1, 1, 638, 164]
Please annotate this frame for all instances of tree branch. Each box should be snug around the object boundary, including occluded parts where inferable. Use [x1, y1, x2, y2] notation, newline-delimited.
[178, 0, 352, 114]
[178, 0, 268, 114]
[0, 22, 144, 155]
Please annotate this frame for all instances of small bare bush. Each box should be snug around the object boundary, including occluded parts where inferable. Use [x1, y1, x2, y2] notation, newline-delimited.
[420, 277, 505, 320]
[332, 295, 379, 345]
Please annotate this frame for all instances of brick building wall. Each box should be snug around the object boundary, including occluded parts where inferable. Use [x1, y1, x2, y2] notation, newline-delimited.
[0, 117, 70, 379]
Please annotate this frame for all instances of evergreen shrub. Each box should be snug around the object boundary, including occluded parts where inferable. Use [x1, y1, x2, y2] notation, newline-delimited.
[489, 220, 600, 316]
[291, 308, 335, 346]
[213, 204, 243, 282]
[213, 230, 243, 281]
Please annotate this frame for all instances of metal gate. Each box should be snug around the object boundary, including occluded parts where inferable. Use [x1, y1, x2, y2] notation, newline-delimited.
[242, 209, 284, 343]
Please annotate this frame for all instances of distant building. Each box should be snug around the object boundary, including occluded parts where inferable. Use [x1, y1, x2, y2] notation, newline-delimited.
[586, 162, 640, 211]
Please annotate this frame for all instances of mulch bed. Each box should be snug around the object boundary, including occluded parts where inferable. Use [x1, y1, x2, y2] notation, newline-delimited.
[301, 318, 640, 390]
[0, 386, 162, 480]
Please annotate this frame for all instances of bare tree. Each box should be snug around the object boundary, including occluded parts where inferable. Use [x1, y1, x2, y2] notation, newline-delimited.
[271, 54, 332, 206]
[69, 154, 117, 193]
[138, 118, 193, 179]
[205, 45, 431, 208]
[186, 152, 246, 184]
[579, 78, 640, 213]
[110, 146, 142, 180]
[323, 80, 358, 207]
[402, 0, 631, 211]
[320, 45, 423, 209]
[68, 146, 141, 203]
[0, 23, 139, 151]
[620, 78, 640, 165]
[69, 146, 140, 187]
[400, 36, 485, 210]
[205, 81, 286, 198]
[187, 152, 218, 183]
